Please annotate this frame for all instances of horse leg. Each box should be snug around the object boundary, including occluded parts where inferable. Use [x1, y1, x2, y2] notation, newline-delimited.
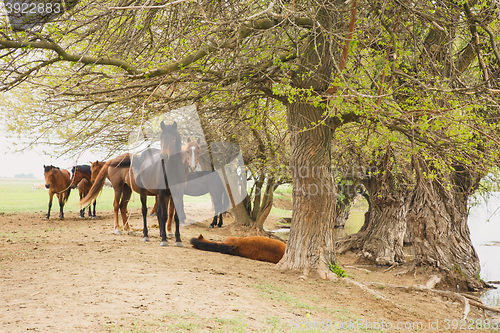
[140, 189, 150, 242]
[46, 191, 54, 219]
[166, 196, 175, 238]
[112, 189, 122, 235]
[217, 213, 223, 228]
[120, 186, 134, 235]
[170, 194, 184, 247]
[57, 193, 65, 219]
[150, 196, 157, 216]
[209, 215, 217, 228]
[158, 191, 168, 246]
[79, 192, 85, 218]
[92, 199, 96, 218]
[173, 210, 183, 247]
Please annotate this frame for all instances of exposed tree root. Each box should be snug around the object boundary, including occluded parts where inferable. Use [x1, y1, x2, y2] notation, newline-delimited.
[342, 278, 389, 302]
[345, 265, 371, 273]
[365, 276, 500, 319]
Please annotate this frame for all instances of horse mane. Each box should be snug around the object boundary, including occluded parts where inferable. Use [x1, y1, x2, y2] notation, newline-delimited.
[77, 165, 91, 174]
[44, 165, 60, 173]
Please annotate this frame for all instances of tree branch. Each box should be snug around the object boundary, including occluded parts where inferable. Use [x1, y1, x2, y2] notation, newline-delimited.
[0, 39, 141, 75]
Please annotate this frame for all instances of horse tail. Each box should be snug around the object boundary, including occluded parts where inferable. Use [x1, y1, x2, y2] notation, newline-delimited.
[64, 187, 71, 203]
[190, 234, 235, 255]
[80, 162, 109, 208]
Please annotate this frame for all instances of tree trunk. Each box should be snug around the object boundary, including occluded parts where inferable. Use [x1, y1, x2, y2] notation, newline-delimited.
[277, 101, 337, 279]
[336, 153, 410, 265]
[407, 159, 484, 290]
[276, 1, 343, 278]
[334, 183, 358, 228]
[359, 189, 409, 265]
[335, 198, 351, 228]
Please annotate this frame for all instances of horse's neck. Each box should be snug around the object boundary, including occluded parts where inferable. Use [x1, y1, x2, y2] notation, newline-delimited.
[82, 171, 92, 181]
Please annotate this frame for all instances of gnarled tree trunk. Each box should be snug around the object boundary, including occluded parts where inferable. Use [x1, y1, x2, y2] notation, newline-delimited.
[337, 153, 411, 266]
[407, 158, 484, 290]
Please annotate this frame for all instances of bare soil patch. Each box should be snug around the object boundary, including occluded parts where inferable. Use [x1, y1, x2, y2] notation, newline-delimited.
[0, 208, 498, 332]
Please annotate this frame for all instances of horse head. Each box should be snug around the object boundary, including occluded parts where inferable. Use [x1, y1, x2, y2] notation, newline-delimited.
[160, 121, 181, 161]
[90, 161, 104, 184]
[184, 137, 201, 172]
[43, 165, 56, 188]
[70, 166, 78, 188]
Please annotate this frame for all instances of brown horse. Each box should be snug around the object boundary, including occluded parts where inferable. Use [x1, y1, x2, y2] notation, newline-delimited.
[190, 234, 286, 264]
[131, 121, 188, 246]
[70, 165, 96, 218]
[150, 137, 202, 237]
[80, 156, 158, 235]
[43, 165, 71, 219]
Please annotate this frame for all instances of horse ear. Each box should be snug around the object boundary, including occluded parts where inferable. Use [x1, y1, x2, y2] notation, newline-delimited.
[197, 138, 201, 144]
[187, 137, 191, 143]
[172, 121, 177, 130]
[160, 121, 166, 131]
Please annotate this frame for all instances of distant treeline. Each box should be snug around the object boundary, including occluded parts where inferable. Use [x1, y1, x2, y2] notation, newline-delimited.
[13, 173, 36, 179]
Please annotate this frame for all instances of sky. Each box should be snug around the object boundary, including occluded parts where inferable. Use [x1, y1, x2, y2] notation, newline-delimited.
[0, 132, 104, 179]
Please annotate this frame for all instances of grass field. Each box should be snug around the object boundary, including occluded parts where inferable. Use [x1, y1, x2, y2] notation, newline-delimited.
[0, 179, 211, 213]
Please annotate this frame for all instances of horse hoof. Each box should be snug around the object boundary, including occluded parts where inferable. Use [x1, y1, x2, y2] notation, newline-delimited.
[174, 242, 183, 248]
[208, 225, 214, 229]
[160, 241, 169, 247]
[167, 233, 174, 238]
[114, 230, 122, 235]
[142, 237, 150, 242]
[128, 231, 136, 236]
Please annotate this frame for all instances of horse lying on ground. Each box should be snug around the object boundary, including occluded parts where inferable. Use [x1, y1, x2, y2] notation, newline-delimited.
[70, 165, 96, 218]
[43, 165, 71, 219]
[190, 234, 286, 264]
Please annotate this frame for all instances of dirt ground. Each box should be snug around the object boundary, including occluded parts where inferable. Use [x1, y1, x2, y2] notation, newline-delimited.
[1, 204, 499, 332]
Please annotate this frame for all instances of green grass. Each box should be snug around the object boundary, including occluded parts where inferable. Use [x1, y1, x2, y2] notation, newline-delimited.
[253, 283, 313, 312]
[0, 179, 212, 213]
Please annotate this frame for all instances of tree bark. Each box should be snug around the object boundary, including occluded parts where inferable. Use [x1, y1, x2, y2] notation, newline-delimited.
[336, 153, 410, 266]
[337, 182, 410, 266]
[277, 102, 337, 279]
[276, 1, 343, 278]
[334, 183, 358, 228]
[407, 158, 484, 290]
[359, 188, 409, 265]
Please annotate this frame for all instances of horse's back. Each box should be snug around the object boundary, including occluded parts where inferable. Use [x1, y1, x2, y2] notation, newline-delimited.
[224, 236, 286, 264]
[184, 171, 224, 196]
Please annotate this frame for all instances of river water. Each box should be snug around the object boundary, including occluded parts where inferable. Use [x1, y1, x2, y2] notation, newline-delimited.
[469, 192, 500, 307]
